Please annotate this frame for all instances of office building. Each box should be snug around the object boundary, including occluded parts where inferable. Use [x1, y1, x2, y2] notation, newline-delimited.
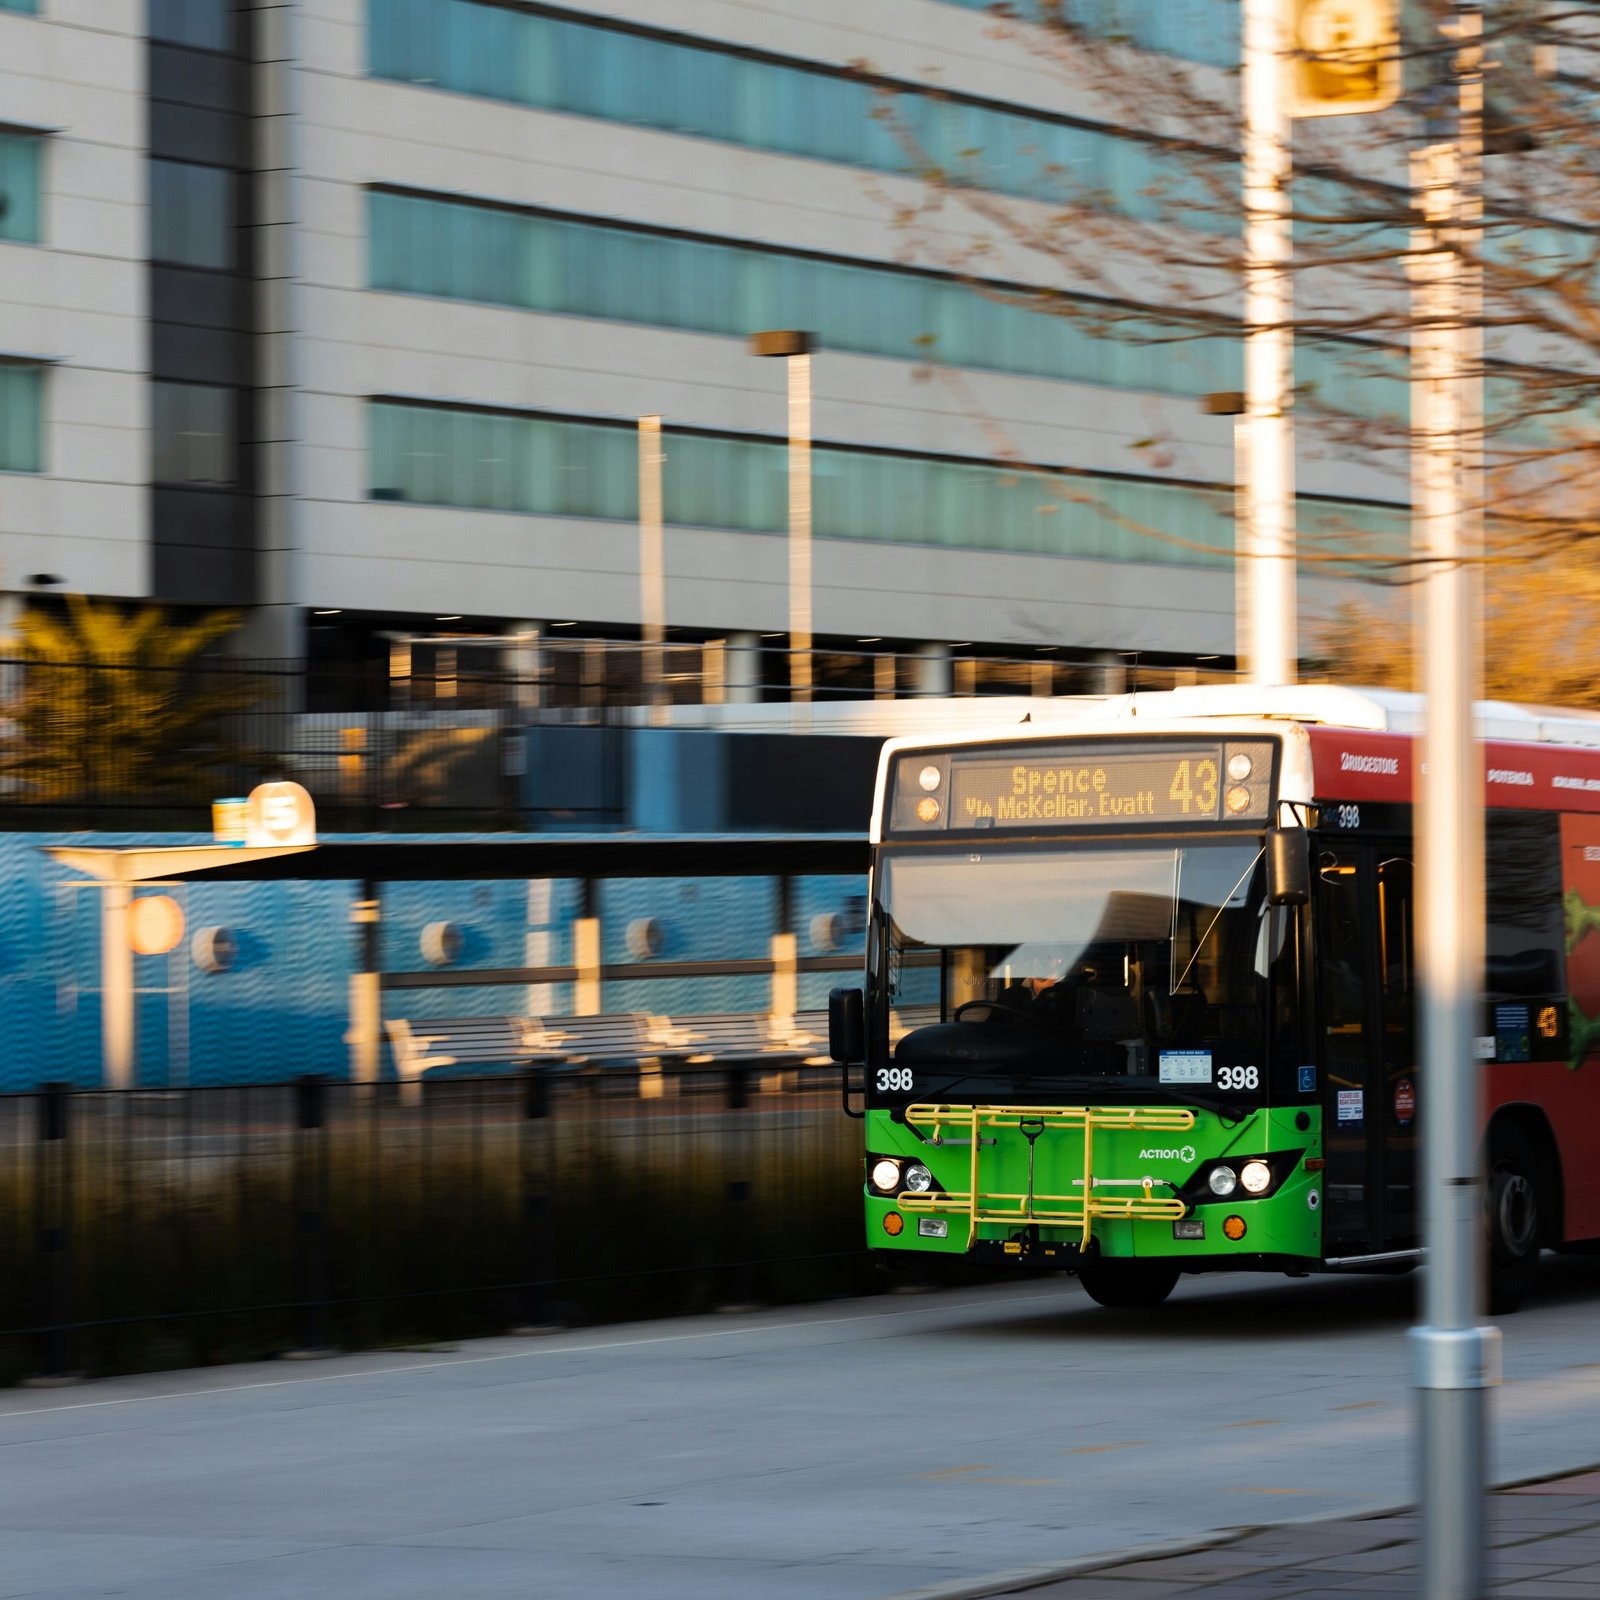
[0, 0, 1401, 689]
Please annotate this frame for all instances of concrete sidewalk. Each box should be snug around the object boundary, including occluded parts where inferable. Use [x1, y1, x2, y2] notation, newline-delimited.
[947, 1467, 1600, 1600]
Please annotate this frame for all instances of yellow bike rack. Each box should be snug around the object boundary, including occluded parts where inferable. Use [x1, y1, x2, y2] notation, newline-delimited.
[895, 1103, 1197, 1249]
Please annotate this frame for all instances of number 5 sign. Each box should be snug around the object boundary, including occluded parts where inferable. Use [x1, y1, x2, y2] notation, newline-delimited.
[1290, 0, 1400, 118]
[245, 781, 317, 847]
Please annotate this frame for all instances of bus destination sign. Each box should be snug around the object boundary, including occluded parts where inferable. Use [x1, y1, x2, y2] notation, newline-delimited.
[949, 749, 1222, 827]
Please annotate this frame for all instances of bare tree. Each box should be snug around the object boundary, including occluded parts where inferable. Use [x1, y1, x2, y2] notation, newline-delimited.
[861, 1, 1600, 688]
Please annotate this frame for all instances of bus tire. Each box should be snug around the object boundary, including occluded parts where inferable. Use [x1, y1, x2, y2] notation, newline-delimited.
[1077, 1259, 1179, 1309]
[1487, 1122, 1543, 1315]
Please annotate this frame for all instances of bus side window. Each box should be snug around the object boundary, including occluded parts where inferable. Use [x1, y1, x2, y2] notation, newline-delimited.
[1485, 812, 1564, 1059]
[1377, 856, 1414, 1045]
[1319, 852, 1365, 1038]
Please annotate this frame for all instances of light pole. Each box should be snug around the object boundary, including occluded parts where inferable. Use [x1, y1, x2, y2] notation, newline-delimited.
[1239, 0, 1297, 687]
[637, 414, 666, 726]
[1410, 10, 1498, 1597]
[751, 330, 814, 712]
[1238, 0, 1403, 685]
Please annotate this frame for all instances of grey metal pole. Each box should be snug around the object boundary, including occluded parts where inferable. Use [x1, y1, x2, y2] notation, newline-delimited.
[1410, 11, 1499, 1595]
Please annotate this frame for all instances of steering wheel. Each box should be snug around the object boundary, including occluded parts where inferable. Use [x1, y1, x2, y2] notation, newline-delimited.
[953, 999, 1057, 1034]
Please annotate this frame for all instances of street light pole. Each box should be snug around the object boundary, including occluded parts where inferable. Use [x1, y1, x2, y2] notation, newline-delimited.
[1240, 0, 1297, 687]
[751, 330, 815, 715]
[1409, 9, 1499, 1597]
[637, 415, 666, 727]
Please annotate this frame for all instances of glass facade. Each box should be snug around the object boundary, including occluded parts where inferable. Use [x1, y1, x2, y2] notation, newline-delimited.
[149, 0, 236, 51]
[369, 400, 1406, 568]
[0, 365, 42, 473]
[153, 381, 237, 485]
[0, 132, 41, 244]
[369, 191, 1240, 399]
[371, 190, 1407, 422]
[151, 160, 235, 269]
[367, 0, 1227, 229]
[0, 1, 39, 13]
[936, 0, 1238, 67]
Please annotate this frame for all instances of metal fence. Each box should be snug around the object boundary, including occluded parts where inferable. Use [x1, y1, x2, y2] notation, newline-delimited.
[0, 1069, 873, 1384]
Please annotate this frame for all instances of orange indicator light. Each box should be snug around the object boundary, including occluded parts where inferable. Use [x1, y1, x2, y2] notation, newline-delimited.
[1223, 1215, 1248, 1242]
[916, 797, 940, 823]
[882, 1212, 905, 1236]
[1304, 1157, 1327, 1171]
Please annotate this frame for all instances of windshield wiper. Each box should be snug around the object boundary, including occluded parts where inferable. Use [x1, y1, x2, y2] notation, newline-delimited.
[1132, 1083, 1256, 1124]
[1173, 847, 1265, 995]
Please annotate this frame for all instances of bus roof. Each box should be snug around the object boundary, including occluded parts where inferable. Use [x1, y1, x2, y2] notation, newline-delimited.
[877, 685, 1600, 757]
[869, 686, 1600, 832]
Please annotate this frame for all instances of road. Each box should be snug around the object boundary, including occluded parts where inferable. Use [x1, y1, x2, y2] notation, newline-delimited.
[3, 1262, 1600, 1600]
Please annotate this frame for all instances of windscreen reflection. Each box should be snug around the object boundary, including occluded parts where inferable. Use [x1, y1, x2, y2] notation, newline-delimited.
[879, 843, 1272, 1087]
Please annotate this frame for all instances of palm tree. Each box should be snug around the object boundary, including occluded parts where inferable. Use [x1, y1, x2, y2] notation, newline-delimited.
[0, 595, 261, 806]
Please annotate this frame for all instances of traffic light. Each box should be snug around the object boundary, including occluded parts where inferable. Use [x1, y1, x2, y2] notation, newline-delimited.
[1290, 0, 1400, 119]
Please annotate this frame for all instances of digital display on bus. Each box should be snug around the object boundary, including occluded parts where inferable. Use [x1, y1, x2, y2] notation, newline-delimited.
[951, 751, 1220, 826]
[889, 740, 1275, 833]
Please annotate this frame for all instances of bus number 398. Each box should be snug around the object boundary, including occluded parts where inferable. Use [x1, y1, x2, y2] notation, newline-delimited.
[877, 1068, 914, 1093]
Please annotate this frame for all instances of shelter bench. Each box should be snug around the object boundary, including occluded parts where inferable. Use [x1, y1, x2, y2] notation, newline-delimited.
[384, 1009, 851, 1101]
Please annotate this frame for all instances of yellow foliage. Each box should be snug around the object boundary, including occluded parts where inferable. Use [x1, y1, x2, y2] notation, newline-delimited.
[1314, 559, 1600, 712]
[0, 596, 259, 802]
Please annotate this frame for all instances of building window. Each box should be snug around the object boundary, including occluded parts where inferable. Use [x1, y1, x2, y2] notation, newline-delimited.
[0, 132, 42, 245]
[153, 381, 237, 486]
[369, 191, 1244, 400]
[149, 0, 235, 51]
[0, 364, 43, 473]
[151, 160, 235, 270]
[366, 0, 1229, 231]
[935, 0, 1238, 68]
[368, 401, 1411, 569]
[0, 1, 40, 14]
[366, 190, 1417, 420]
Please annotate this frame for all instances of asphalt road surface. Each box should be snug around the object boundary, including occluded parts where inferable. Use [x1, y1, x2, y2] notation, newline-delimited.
[4, 1262, 1600, 1600]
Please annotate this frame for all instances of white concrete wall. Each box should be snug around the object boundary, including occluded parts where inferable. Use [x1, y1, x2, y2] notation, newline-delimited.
[0, 2, 149, 600]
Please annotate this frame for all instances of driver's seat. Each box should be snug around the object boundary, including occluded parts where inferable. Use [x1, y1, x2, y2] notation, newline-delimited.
[1144, 985, 1206, 1043]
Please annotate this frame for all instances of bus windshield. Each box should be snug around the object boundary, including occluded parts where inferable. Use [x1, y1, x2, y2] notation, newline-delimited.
[878, 841, 1274, 1095]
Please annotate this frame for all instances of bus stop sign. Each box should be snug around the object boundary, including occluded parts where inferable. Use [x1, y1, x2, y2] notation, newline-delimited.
[245, 782, 317, 848]
[1291, 0, 1400, 118]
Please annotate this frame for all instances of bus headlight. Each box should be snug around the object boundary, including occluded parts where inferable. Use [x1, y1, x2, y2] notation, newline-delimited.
[1208, 1166, 1238, 1197]
[903, 1162, 933, 1193]
[1240, 1159, 1272, 1194]
[869, 1158, 903, 1194]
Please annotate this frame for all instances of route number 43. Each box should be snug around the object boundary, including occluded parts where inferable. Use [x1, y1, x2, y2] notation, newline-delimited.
[876, 1068, 914, 1093]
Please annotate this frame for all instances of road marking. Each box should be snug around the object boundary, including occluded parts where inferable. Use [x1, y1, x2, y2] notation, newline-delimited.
[917, 1465, 994, 1479]
[1332, 1399, 1386, 1411]
[0, 1290, 1069, 1424]
[1227, 1486, 1318, 1496]
[1223, 1418, 1279, 1428]
[1066, 1441, 1148, 1455]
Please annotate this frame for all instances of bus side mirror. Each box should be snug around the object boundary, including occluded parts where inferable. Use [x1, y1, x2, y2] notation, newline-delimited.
[829, 986, 865, 1064]
[1267, 825, 1311, 905]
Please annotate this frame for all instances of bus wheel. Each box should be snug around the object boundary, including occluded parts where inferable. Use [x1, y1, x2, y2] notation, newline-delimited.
[1077, 1259, 1179, 1309]
[1487, 1124, 1543, 1315]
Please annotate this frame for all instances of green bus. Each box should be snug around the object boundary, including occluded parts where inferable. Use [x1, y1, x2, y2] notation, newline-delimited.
[829, 688, 1600, 1310]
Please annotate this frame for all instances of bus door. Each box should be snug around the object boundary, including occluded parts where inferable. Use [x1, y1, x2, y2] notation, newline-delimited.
[1315, 841, 1418, 1256]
